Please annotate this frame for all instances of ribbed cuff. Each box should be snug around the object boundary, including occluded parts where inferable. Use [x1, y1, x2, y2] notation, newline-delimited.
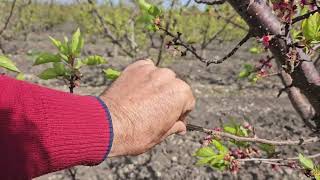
[94, 96, 114, 160]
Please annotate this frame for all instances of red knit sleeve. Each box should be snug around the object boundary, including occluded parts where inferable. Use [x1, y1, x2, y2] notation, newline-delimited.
[0, 75, 113, 179]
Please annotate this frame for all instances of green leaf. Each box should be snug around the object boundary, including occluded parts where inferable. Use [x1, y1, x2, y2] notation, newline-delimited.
[33, 52, 61, 65]
[146, 24, 159, 32]
[52, 62, 66, 76]
[312, 166, 320, 180]
[249, 47, 261, 54]
[137, 14, 154, 24]
[249, 74, 259, 83]
[239, 126, 249, 137]
[0, 55, 20, 72]
[302, 12, 320, 41]
[291, 29, 303, 41]
[238, 64, 253, 79]
[210, 157, 227, 171]
[59, 42, 70, 56]
[71, 28, 83, 56]
[77, 35, 84, 55]
[137, 0, 152, 12]
[223, 125, 237, 134]
[16, 73, 25, 80]
[64, 36, 69, 43]
[59, 53, 69, 62]
[211, 140, 228, 154]
[194, 147, 216, 157]
[196, 156, 214, 165]
[81, 55, 107, 66]
[75, 60, 84, 69]
[148, 5, 161, 17]
[38, 68, 59, 80]
[103, 68, 121, 80]
[299, 153, 314, 170]
[49, 36, 62, 50]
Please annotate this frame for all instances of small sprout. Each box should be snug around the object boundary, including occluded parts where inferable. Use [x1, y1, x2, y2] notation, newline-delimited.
[103, 68, 121, 80]
[16, 73, 25, 80]
[299, 153, 314, 170]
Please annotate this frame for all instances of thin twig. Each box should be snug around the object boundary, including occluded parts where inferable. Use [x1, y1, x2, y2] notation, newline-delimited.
[0, 0, 16, 36]
[186, 124, 319, 146]
[292, 8, 320, 24]
[156, 0, 177, 66]
[87, 0, 133, 57]
[160, 26, 251, 65]
[66, 168, 77, 180]
[201, 15, 236, 49]
[206, 32, 251, 65]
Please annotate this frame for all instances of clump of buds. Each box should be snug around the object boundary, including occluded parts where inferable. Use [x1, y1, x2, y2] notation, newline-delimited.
[230, 160, 240, 174]
[243, 121, 253, 132]
[201, 135, 213, 146]
[258, 58, 273, 69]
[261, 35, 272, 48]
[272, 0, 297, 22]
[230, 149, 250, 159]
[154, 17, 161, 26]
[254, 56, 273, 78]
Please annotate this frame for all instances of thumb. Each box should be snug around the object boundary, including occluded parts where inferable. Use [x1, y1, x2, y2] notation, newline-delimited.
[163, 121, 187, 139]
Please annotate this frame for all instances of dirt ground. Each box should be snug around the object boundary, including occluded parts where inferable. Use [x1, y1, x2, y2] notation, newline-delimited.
[2, 24, 319, 180]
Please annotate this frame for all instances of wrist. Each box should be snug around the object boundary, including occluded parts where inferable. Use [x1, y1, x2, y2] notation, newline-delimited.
[99, 96, 133, 157]
[95, 96, 114, 159]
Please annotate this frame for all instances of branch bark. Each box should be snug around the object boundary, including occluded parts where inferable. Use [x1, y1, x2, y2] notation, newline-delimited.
[186, 124, 319, 146]
[226, 0, 320, 126]
[239, 153, 320, 162]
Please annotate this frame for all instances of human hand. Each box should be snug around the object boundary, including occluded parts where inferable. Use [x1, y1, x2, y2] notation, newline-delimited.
[100, 59, 195, 157]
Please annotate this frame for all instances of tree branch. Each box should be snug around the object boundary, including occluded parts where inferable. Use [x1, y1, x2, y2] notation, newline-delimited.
[159, 26, 251, 65]
[186, 124, 319, 146]
[206, 32, 251, 65]
[194, 0, 226, 5]
[226, 0, 320, 127]
[239, 153, 320, 162]
[292, 8, 320, 24]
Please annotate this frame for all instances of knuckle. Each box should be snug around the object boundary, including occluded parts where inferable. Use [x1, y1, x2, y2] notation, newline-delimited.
[125, 62, 155, 74]
[126, 59, 154, 70]
[135, 59, 155, 66]
[155, 68, 176, 77]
